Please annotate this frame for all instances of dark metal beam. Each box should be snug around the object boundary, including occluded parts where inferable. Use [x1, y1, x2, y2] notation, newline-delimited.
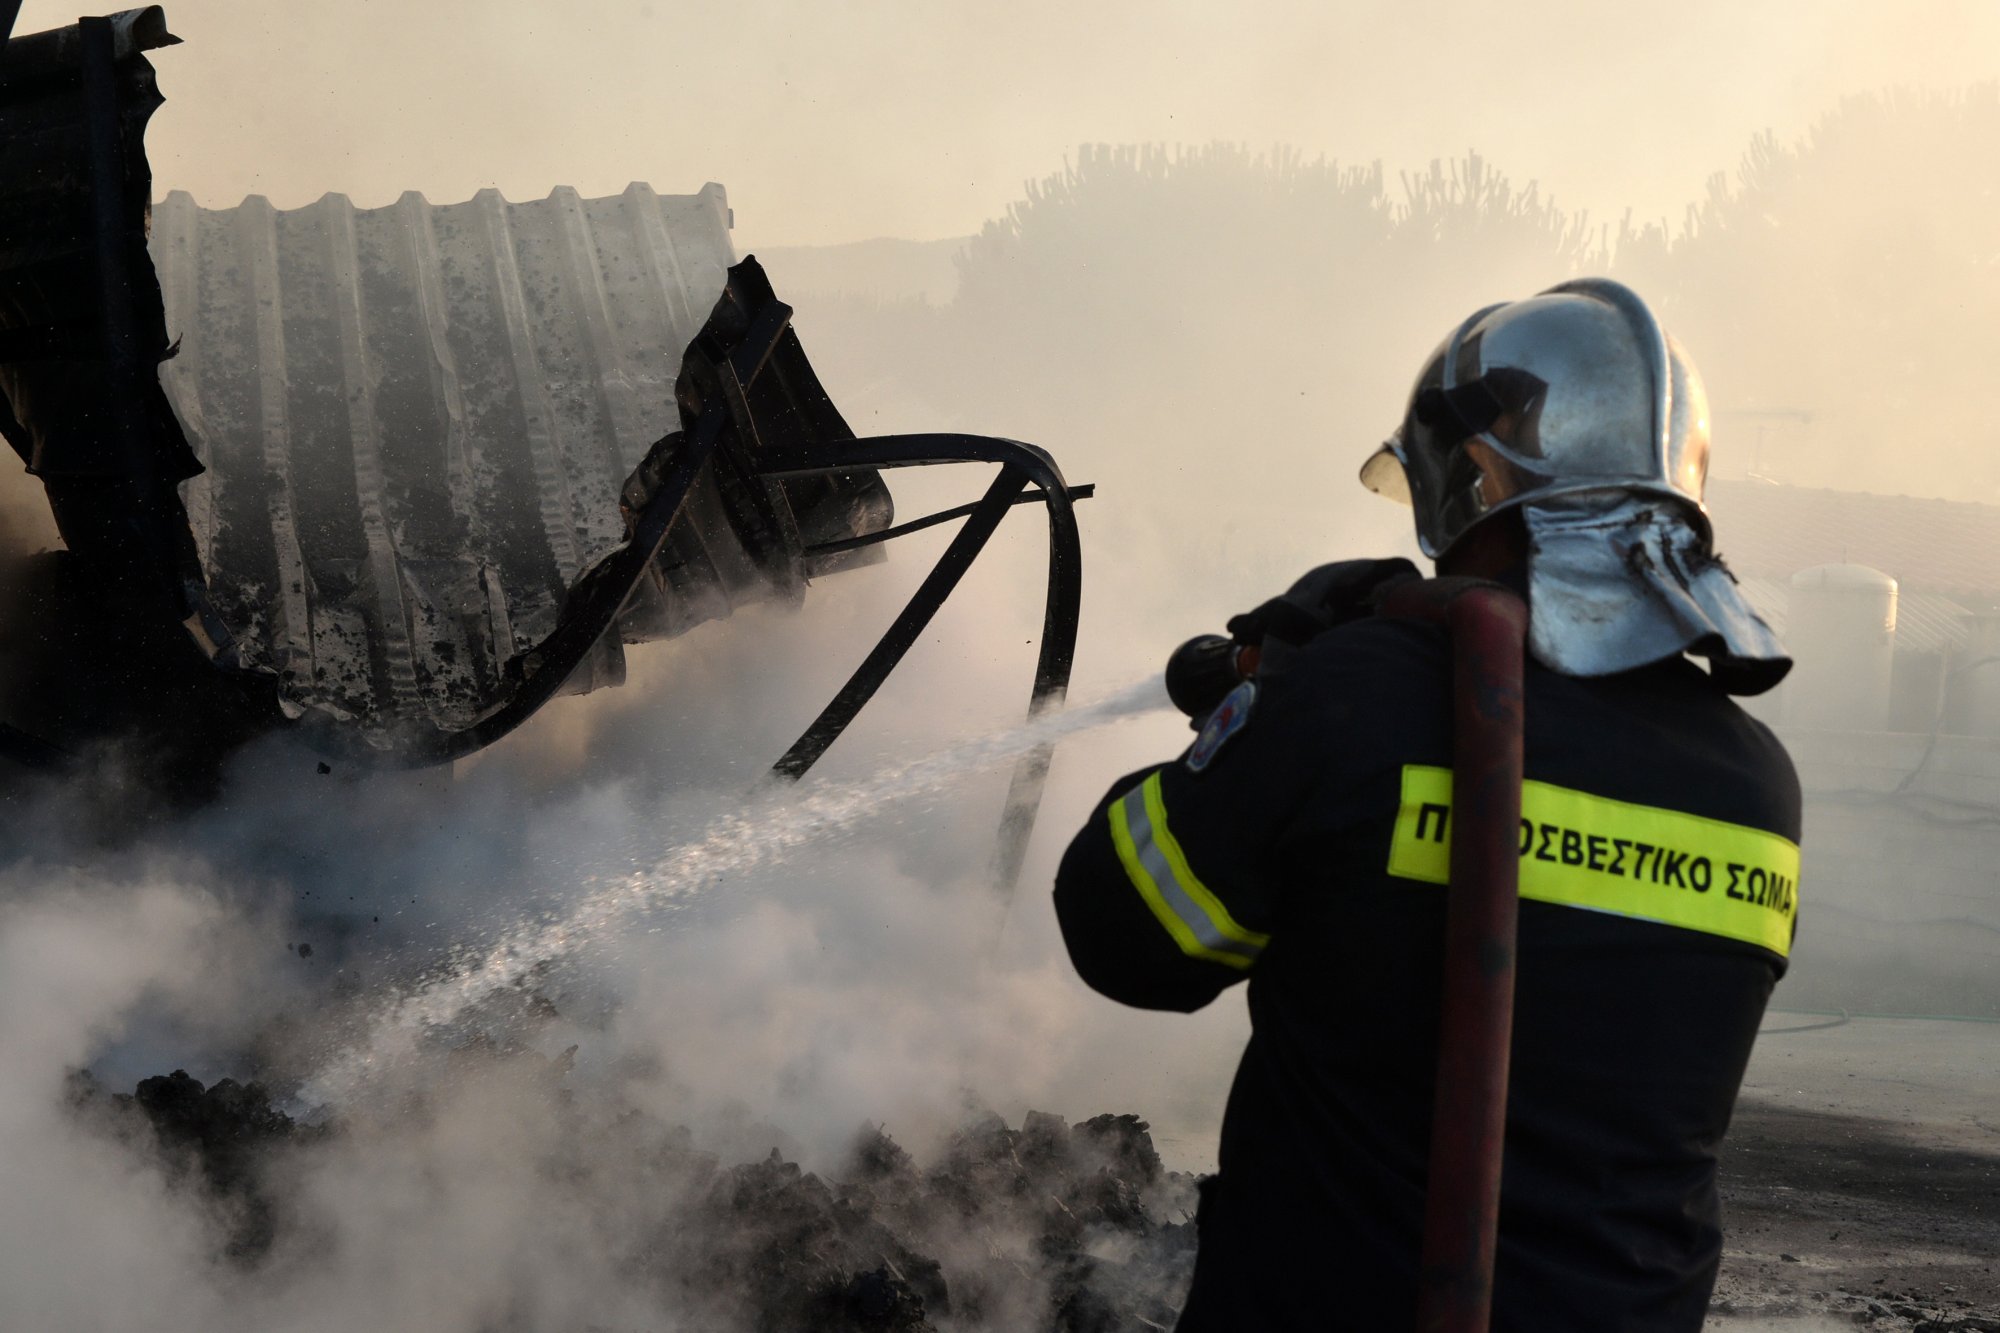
[0, 0, 24, 58]
[78, 17, 147, 478]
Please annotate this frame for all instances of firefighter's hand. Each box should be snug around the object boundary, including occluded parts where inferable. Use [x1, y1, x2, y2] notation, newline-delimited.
[1168, 559, 1421, 721]
[1224, 558, 1422, 651]
[1222, 557, 1422, 688]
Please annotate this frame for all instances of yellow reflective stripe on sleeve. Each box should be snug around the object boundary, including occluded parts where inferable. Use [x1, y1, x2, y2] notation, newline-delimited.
[1388, 764, 1799, 957]
[1107, 771, 1271, 969]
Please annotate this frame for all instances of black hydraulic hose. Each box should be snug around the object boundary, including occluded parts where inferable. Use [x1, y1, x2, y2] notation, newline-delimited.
[764, 434, 1084, 886]
[241, 394, 1090, 914]
[758, 432, 1084, 719]
[772, 466, 1030, 778]
[804, 484, 1093, 559]
[294, 427, 1083, 876]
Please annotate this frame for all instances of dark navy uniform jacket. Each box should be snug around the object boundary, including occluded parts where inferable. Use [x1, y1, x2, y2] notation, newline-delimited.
[1054, 614, 1800, 1332]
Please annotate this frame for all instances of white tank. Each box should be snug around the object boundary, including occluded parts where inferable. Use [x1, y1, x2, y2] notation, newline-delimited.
[1784, 564, 1897, 731]
[1957, 613, 2000, 737]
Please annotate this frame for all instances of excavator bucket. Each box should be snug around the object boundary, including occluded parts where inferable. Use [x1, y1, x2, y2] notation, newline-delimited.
[0, 6, 1084, 866]
[148, 184, 893, 738]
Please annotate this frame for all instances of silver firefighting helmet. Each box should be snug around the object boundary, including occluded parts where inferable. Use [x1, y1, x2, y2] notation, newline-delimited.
[1360, 278, 1791, 694]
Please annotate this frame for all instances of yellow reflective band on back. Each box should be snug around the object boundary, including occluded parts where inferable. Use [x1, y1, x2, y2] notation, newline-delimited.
[1108, 772, 1271, 970]
[1387, 764, 1799, 957]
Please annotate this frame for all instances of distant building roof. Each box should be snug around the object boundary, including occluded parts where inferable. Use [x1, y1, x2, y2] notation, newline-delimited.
[1708, 478, 2000, 604]
[1738, 579, 1972, 656]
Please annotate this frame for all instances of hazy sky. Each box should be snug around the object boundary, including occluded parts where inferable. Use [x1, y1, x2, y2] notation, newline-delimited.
[17, 0, 2000, 248]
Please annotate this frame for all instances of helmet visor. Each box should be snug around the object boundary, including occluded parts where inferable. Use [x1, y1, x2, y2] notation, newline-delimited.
[1359, 441, 1411, 504]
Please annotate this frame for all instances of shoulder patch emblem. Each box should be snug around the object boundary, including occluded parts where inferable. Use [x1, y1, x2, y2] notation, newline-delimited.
[1187, 680, 1257, 773]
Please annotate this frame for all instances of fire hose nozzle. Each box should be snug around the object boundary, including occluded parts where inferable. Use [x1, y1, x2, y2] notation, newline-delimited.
[1165, 634, 1256, 718]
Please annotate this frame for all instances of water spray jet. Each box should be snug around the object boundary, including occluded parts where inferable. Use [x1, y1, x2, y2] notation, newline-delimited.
[301, 678, 1172, 1108]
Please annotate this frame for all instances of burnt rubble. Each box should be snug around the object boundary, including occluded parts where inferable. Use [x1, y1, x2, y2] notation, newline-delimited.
[59, 1062, 2000, 1327]
[68, 1067, 313, 1261]
[70, 1061, 1198, 1332]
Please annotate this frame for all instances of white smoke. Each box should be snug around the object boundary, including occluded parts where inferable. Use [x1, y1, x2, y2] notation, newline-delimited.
[0, 882, 245, 1329]
[0, 540, 1248, 1329]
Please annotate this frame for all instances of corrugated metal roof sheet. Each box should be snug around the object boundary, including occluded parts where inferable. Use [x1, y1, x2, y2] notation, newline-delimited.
[150, 183, 740, 730]
[1708, 478, 2000, 603]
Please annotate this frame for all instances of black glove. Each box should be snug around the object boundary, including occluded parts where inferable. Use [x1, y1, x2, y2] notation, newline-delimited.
[1224, 557, 1421, 684]
[1164, 558, 1422, 721]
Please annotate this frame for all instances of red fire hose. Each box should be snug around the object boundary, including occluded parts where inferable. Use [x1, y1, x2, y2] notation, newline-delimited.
[1380, 578, 1530, 1333]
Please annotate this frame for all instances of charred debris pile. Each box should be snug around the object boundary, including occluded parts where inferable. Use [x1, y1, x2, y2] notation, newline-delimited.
[67, 1059, 1197, 1332]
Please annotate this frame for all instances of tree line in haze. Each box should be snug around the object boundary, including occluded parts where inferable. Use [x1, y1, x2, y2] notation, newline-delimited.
[790, 87, 2000, 525]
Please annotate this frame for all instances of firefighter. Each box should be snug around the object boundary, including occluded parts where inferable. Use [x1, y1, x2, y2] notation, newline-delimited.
[1054, 279, 1800, 1331]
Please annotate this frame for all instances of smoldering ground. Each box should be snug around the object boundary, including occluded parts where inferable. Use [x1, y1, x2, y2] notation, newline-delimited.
[0, 529, 1252, 1330]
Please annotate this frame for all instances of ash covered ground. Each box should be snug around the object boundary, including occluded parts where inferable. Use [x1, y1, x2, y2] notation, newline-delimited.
[69, 1055, 1198, 1333]
[1709, 1100, 2000, 1331]
[1706, 1015, 2000, 1331]
[57, 1056, 2000, 1332]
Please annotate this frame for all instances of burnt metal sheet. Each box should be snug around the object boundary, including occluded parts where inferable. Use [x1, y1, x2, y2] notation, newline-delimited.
[149, 183, 817, 733]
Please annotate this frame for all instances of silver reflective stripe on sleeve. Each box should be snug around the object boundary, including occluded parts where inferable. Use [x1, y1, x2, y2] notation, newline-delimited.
[1108, 771, 1271, 970]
